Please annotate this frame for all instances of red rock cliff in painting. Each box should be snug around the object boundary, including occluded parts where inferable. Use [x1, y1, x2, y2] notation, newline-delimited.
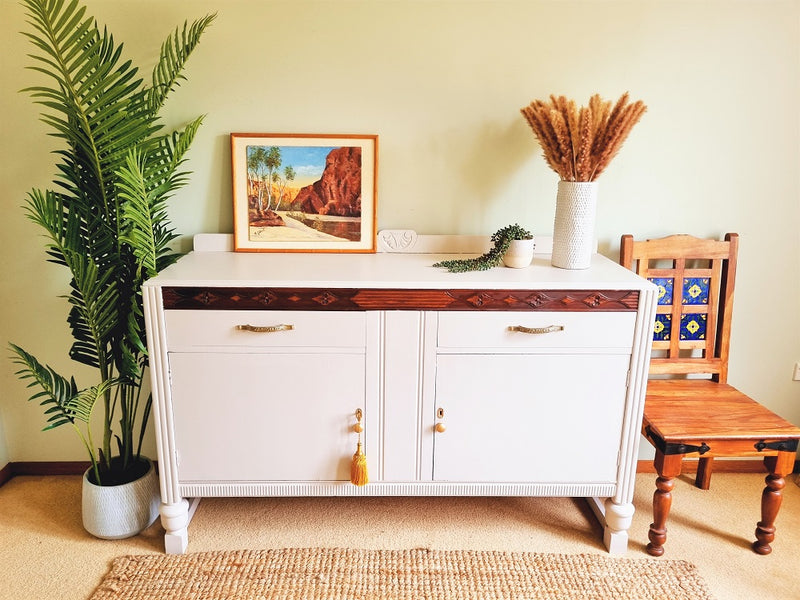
[292, 147, 361, 216]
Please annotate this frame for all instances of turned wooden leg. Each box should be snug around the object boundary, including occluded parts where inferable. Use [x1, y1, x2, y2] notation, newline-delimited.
[647, 450, 683, 557]
[752, 452, 794, 555]
[603, 499, 635, 555]
[161, 499, 190, 554]
[695, 456, 714, 490]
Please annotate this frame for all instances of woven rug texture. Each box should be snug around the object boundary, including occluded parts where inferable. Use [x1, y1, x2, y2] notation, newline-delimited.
[89, 547, 714, 600]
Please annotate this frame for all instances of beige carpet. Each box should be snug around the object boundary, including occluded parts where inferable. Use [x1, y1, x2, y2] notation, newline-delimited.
[88, 547, 712, 600]
[2, 472, 799, 600]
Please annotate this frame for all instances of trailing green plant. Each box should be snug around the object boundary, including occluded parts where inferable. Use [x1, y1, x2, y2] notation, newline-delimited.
[433, 224, 533, 273]
[9, 0, 215, 486]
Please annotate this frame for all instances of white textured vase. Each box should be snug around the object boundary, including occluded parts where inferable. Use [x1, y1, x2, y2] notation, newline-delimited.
[502, 238, 535, 268]
[82, 458, 160, 540]
[551, 181, 598, 270]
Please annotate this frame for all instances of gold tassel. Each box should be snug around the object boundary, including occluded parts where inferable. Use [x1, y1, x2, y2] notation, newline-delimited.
[350, 440, 368, 486]
[350, 408, 368, 486]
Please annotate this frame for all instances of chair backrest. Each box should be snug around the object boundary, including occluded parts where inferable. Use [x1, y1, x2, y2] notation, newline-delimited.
[620, 233, 738, 383]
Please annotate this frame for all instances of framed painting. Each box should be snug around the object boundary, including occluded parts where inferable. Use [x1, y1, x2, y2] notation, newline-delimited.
[231, 133, 378, 252]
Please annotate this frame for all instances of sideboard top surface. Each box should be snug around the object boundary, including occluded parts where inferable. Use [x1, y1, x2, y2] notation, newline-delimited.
[144, 251, 653, 291]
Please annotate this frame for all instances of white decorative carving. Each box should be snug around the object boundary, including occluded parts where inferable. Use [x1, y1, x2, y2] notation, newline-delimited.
[178, 481, 615, 498]
[378, 229, 419, 253]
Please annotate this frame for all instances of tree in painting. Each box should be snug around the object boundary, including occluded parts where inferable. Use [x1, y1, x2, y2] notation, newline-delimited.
[274, 165, 296, 211]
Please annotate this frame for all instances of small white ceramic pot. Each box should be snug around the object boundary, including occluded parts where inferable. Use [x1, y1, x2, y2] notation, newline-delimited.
[502, 238, 535, 268]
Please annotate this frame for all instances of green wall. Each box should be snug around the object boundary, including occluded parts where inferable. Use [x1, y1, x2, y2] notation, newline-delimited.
[1, 0, 798, 464]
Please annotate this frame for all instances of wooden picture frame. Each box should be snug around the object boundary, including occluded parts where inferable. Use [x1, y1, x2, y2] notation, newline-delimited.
[231, 133, 378, 252]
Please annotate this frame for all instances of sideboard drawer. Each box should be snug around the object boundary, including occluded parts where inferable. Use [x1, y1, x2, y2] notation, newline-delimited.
[437, 311, 635, 350]
[164, 310, 367, 350]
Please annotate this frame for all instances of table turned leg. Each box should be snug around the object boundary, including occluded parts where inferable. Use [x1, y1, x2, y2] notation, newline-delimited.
[647, 450, 683, 557]
[694, 456, 714, 490]
[752, 452, 794, 555]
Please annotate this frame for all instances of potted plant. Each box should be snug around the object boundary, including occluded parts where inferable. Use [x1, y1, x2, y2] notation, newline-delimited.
[433, 223, 533, 272]
[520, 93, 646, 269]
[9, 0, 215, 539]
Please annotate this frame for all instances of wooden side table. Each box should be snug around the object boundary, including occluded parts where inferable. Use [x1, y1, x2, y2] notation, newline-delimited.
[642, 379, 800, 556]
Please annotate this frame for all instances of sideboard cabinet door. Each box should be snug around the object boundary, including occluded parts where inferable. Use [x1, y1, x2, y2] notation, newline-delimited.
[168, 351, 366, 483]
[432, 353, 629, 483]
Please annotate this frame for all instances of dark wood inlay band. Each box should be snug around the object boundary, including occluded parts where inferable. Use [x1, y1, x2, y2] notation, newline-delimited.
[161, 287, 640, 312]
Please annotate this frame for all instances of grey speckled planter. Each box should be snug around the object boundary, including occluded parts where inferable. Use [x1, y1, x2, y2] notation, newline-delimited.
[82, 458, 160, 539]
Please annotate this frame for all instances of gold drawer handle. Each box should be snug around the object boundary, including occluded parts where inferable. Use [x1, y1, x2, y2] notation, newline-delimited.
[235, 324, 294, 333]
[508, 325, 564, 335]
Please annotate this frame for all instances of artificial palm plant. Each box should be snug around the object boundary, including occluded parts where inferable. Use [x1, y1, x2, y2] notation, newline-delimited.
[10, 0, 215, 486]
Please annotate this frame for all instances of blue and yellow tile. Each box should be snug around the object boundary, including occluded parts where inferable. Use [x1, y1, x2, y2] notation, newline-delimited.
[653, 313, 671, 341]
[680, 313, 707, 340]
[683, 278, 709, 305]
[649, 277, 674, 306]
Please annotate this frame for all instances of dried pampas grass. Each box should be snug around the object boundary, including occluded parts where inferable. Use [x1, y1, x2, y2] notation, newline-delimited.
[520, 93, 646, 182]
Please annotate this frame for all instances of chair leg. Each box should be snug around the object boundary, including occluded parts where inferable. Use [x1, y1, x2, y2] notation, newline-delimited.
[752, 452, 795, 555]
[695, 456, 714, 490]
[647, 450, 683, 557]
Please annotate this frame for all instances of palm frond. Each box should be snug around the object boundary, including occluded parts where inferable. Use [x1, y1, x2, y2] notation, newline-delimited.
[166, 115, 205, 175]
[118, 115, 203, 279]
[117, 150, 159, 278]
[61, 250, 119, 368]
[10, 342, 84, 429]
[24, 188, 69, 266]
[149, 13, 217, 112]
[22, 0, 155, 217]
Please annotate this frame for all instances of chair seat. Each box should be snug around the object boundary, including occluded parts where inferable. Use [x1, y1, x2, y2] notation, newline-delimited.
[643, 380, 800, 456]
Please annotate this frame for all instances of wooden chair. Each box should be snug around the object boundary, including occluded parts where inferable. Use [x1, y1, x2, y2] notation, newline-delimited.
[620, 233, 800, 557]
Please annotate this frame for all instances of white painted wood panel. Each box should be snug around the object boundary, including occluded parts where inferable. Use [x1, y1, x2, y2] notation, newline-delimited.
[178, 481, 616, 498]
[169, 352, 365, 482]
[437, 312, 635, 351]
[193, 232, 563, 256]
[165, 310, 366, 349]
[380, 312, 426, 481]
[432, 354, 629, 483]
[150, 251, 646, 291]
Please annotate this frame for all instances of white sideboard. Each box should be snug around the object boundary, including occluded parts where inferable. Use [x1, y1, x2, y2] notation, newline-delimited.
[143, 238, 656, 554]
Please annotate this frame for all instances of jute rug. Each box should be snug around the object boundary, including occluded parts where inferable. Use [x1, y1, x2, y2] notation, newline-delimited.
[89, 547, 713, 600]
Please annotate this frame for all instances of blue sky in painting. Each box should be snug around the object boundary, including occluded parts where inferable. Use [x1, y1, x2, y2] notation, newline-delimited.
[280, 146, 337, 182]
[247, 144, 339, 186]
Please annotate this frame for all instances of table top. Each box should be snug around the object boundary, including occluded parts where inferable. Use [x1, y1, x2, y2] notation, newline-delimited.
[145, 251, 655, 292]
[645, 380, 800, 442]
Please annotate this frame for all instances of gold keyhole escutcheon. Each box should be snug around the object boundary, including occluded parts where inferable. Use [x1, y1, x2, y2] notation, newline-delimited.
[435, 407, 445, 433]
